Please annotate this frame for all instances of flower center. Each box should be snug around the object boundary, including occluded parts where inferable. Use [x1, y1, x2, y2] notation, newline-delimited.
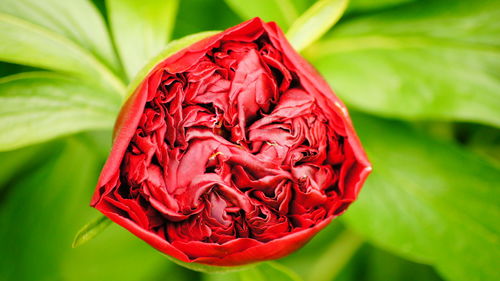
[119, 35, 346, 244]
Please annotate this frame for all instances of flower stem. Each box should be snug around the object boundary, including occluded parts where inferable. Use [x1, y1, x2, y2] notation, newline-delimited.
[308, 229, 363, 281]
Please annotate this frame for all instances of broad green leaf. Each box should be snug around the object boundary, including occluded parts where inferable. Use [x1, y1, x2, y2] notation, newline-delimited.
[0, 0, 121, 74]
[72, 215, 111, 248]
[0, 143, 56, 190]
[0, 138, 181, 281]
[0, 61, 34, 77]
[343, 114, 500, 281]
[307, 230, 363, 281]
[306, 0, 500, 127]
[465, 125, 500, 166]
[287, 0, 349, 52]
[280, 223, 443, 281]
[224, 0, 299, 28]
[291, 0, 317, 14]
[0, 13, 126, 94]
[279, 222, 346, 280]
[354, 245, 444, 281]
[332, 244, 444, 281]
[203, 262, 302, 281]
[107, 0, 179, 80]
[173, 0, 239, 38]
[0, 72, 120, 151]
[279, 221, 441, 281]
[239, 263, 302, 281]
[347, 0, 415, 13]
[65, 224, 197, 281]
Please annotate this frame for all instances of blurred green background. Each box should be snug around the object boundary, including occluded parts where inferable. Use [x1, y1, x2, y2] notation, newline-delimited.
[0, 0, 498, 280]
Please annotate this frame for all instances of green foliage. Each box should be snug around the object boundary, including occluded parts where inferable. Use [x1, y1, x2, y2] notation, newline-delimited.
[0, 143, 52, 190]
[72, 215, 111, 248]
[203, 262, 302, 281]
[344, 113, 500, 281]
[107, 0, 179, 80]
[0, 0, 125, 94]
[224, 0, 299, 28]
[287, 0, 348, 51]
[279, 222, 444, 281]
[173, 0, 240, 38]
[306, 230, 363, 281]
[0, 0, 499, 281]
[346, 0, 415, 14]
[306, 0, 500, 127]
[334, 244, 443, 281]
[0, 138, 196, 281]
[0, 0, 120, 74]
[0, 72, 120, 151]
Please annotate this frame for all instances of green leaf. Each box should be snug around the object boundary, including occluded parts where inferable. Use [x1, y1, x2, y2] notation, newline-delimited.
[172, 0, 240, 38]
[0, 72, 120, 151]
[224, 0, 299, 28]
[307, 229, 363, 281]
[240, 263, 302, 281]
[465, 125, 500, 166]
[203, 262, 302, 281]
[0, 13, 126, 94]
[0, 138, 182, 281]
[72, 215, 112, 248]
[281, 223, 443, 281]
[107, 0, 179, 80]
[0, 0, 121, 74]
[306, 0, 500, 127]
[287, 0, 349, 52]
[332, 244, 444, 281]
[343, 114, 500, 281]
[66, 223, 197, 281]
[347, 0, 415, 13]
[278, 222, 345, 280]
[0, 143, 53, 190]
[0, 139, 100, 280]
[356, 245, 444, 281]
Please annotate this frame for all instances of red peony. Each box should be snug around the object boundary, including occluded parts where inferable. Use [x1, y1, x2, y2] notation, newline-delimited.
[91, 18, 371, 266]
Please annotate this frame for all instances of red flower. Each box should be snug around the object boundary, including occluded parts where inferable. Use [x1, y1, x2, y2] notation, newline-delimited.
[91, 18, 371, 266]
